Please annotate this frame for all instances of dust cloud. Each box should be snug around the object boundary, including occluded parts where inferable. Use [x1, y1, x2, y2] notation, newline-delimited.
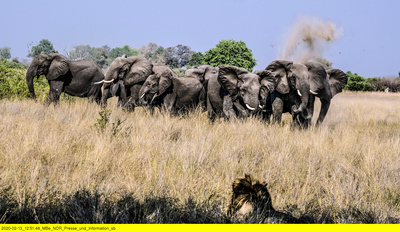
[278, 15, 343, 63]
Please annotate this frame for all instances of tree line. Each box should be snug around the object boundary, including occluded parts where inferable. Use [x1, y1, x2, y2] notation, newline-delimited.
[1, 39, 257, 73]
[1, 38, 400, 100]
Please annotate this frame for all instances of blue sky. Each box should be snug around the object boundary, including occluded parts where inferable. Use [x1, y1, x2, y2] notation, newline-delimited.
[1, 0, 399, 77]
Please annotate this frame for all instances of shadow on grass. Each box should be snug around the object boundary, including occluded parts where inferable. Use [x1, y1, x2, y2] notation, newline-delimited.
[0, 188, 229, 224]
[0, 188, 398, 224]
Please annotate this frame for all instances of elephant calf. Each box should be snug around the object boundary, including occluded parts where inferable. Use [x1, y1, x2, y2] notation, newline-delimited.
[139, 65, 205, 113]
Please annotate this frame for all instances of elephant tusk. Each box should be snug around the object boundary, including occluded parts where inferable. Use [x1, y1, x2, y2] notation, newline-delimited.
[297, 89, 302, 97]
[245, 104, 256, 111]
[259, 104, 265, 109]
[94, 79, 115, 84]
[103, 79, 115, 83]
[151, 93, 160, 103]
[140, 93, 146, 99]
[310, 90, 318, 95]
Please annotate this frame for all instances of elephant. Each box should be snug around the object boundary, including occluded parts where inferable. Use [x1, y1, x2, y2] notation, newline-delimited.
[184, 65, 261, 120]
[184, 65, 219, 118]
[213, 65, 261, 120]
[26, 53, 104, 105]
[184, 64, 217, 88]
[98, 55, 153, 110]
[257, 60, 348, 127]
[138, 64, 205, 113]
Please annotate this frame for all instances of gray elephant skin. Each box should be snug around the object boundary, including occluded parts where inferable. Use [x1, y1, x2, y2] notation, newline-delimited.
[184, 65, 220, 119]
[99, 55, 153, 111]
[26, 53, 104, 105]
[138, 64, 205, 113]
[185, 65, 261, 120]
[258, 60, 348, 127]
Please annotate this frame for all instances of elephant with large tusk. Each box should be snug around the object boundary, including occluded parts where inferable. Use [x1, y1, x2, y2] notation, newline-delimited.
[101, 55, 153, 111]
[184, 65, 261, 120]
[25, 53, 104, 105]
[257, 60, 348, 127]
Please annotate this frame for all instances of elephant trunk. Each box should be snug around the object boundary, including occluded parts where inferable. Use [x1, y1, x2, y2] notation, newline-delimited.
[245, 100, 259, 111]
[292, 88, 310, 119]
[138, 87, 150, 106]
[101, 68, 119, 105]
[26, 64, 38, 101]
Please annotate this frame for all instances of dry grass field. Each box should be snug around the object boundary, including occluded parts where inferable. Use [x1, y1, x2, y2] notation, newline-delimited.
[0, 91, 399, 223]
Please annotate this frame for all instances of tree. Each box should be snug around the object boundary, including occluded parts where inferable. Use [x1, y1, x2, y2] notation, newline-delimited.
[162, 44, 194, 69]
[188, 52, 205, 67]
[204, 40, 257, 72]
[0, 47, 11, 60]
[91, 45, 110, 69]
[344, 71, 374, 91]
[139, 43, 165, 64]
[28, 39, 58, 57]
[108, 45, 140, 62]
[67, 45, 92, 61]
[163, 47, 179, 68]
[66, 45, 110, 69]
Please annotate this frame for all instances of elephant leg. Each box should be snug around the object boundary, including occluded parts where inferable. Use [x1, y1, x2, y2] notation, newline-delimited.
[101, 83, 112, 106]
[45, 80, 64, 106]
[223, 95, 237, 120]
[295, 115, 310, 129]
[206, 96, 216, 121]
[198, 88, 206, 111]
[160, 94, 176, 114]
[123, 96, 136, 112]
[119, 83, 127, 106]
[272, 98, 283, 123]
[262, 112, 271, 123]
[87, 85, 102, 104]
[117, 97, 124, 107]
[316, 97, 331, 126]
[297, 94, 315, 128]
[233, 101, 248, 118]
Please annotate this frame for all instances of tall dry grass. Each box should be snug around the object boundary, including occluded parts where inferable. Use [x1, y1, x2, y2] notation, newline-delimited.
[0, 91, 399, 223]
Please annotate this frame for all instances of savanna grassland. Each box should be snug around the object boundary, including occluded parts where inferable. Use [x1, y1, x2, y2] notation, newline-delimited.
[0, 91, 399, 223]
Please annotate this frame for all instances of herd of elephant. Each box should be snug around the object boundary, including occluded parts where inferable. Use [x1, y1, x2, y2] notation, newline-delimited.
[25, 53, 348, 127]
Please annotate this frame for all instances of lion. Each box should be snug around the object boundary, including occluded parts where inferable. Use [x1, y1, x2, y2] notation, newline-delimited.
[229, 174, 308, 223]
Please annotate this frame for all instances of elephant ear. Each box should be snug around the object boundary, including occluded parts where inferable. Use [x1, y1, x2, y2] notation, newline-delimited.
[257, 70, 275, 93]
[327, 69, 348, 97]
[305, 62, 327, 95]
[203, 65, 218, 82]
[218, 65, 247, 99]
[185, 66, 206, 83]
[265, 60, 293, 94]
[47, 54, 69, 80]
[158, 69, 173, 96]
[124, 56, 153, 85]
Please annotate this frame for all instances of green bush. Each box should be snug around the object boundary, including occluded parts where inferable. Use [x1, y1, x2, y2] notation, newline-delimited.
[204, 40, 257, 72]
[344, 71, 374, 92]
[0, 60, 49, 100]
